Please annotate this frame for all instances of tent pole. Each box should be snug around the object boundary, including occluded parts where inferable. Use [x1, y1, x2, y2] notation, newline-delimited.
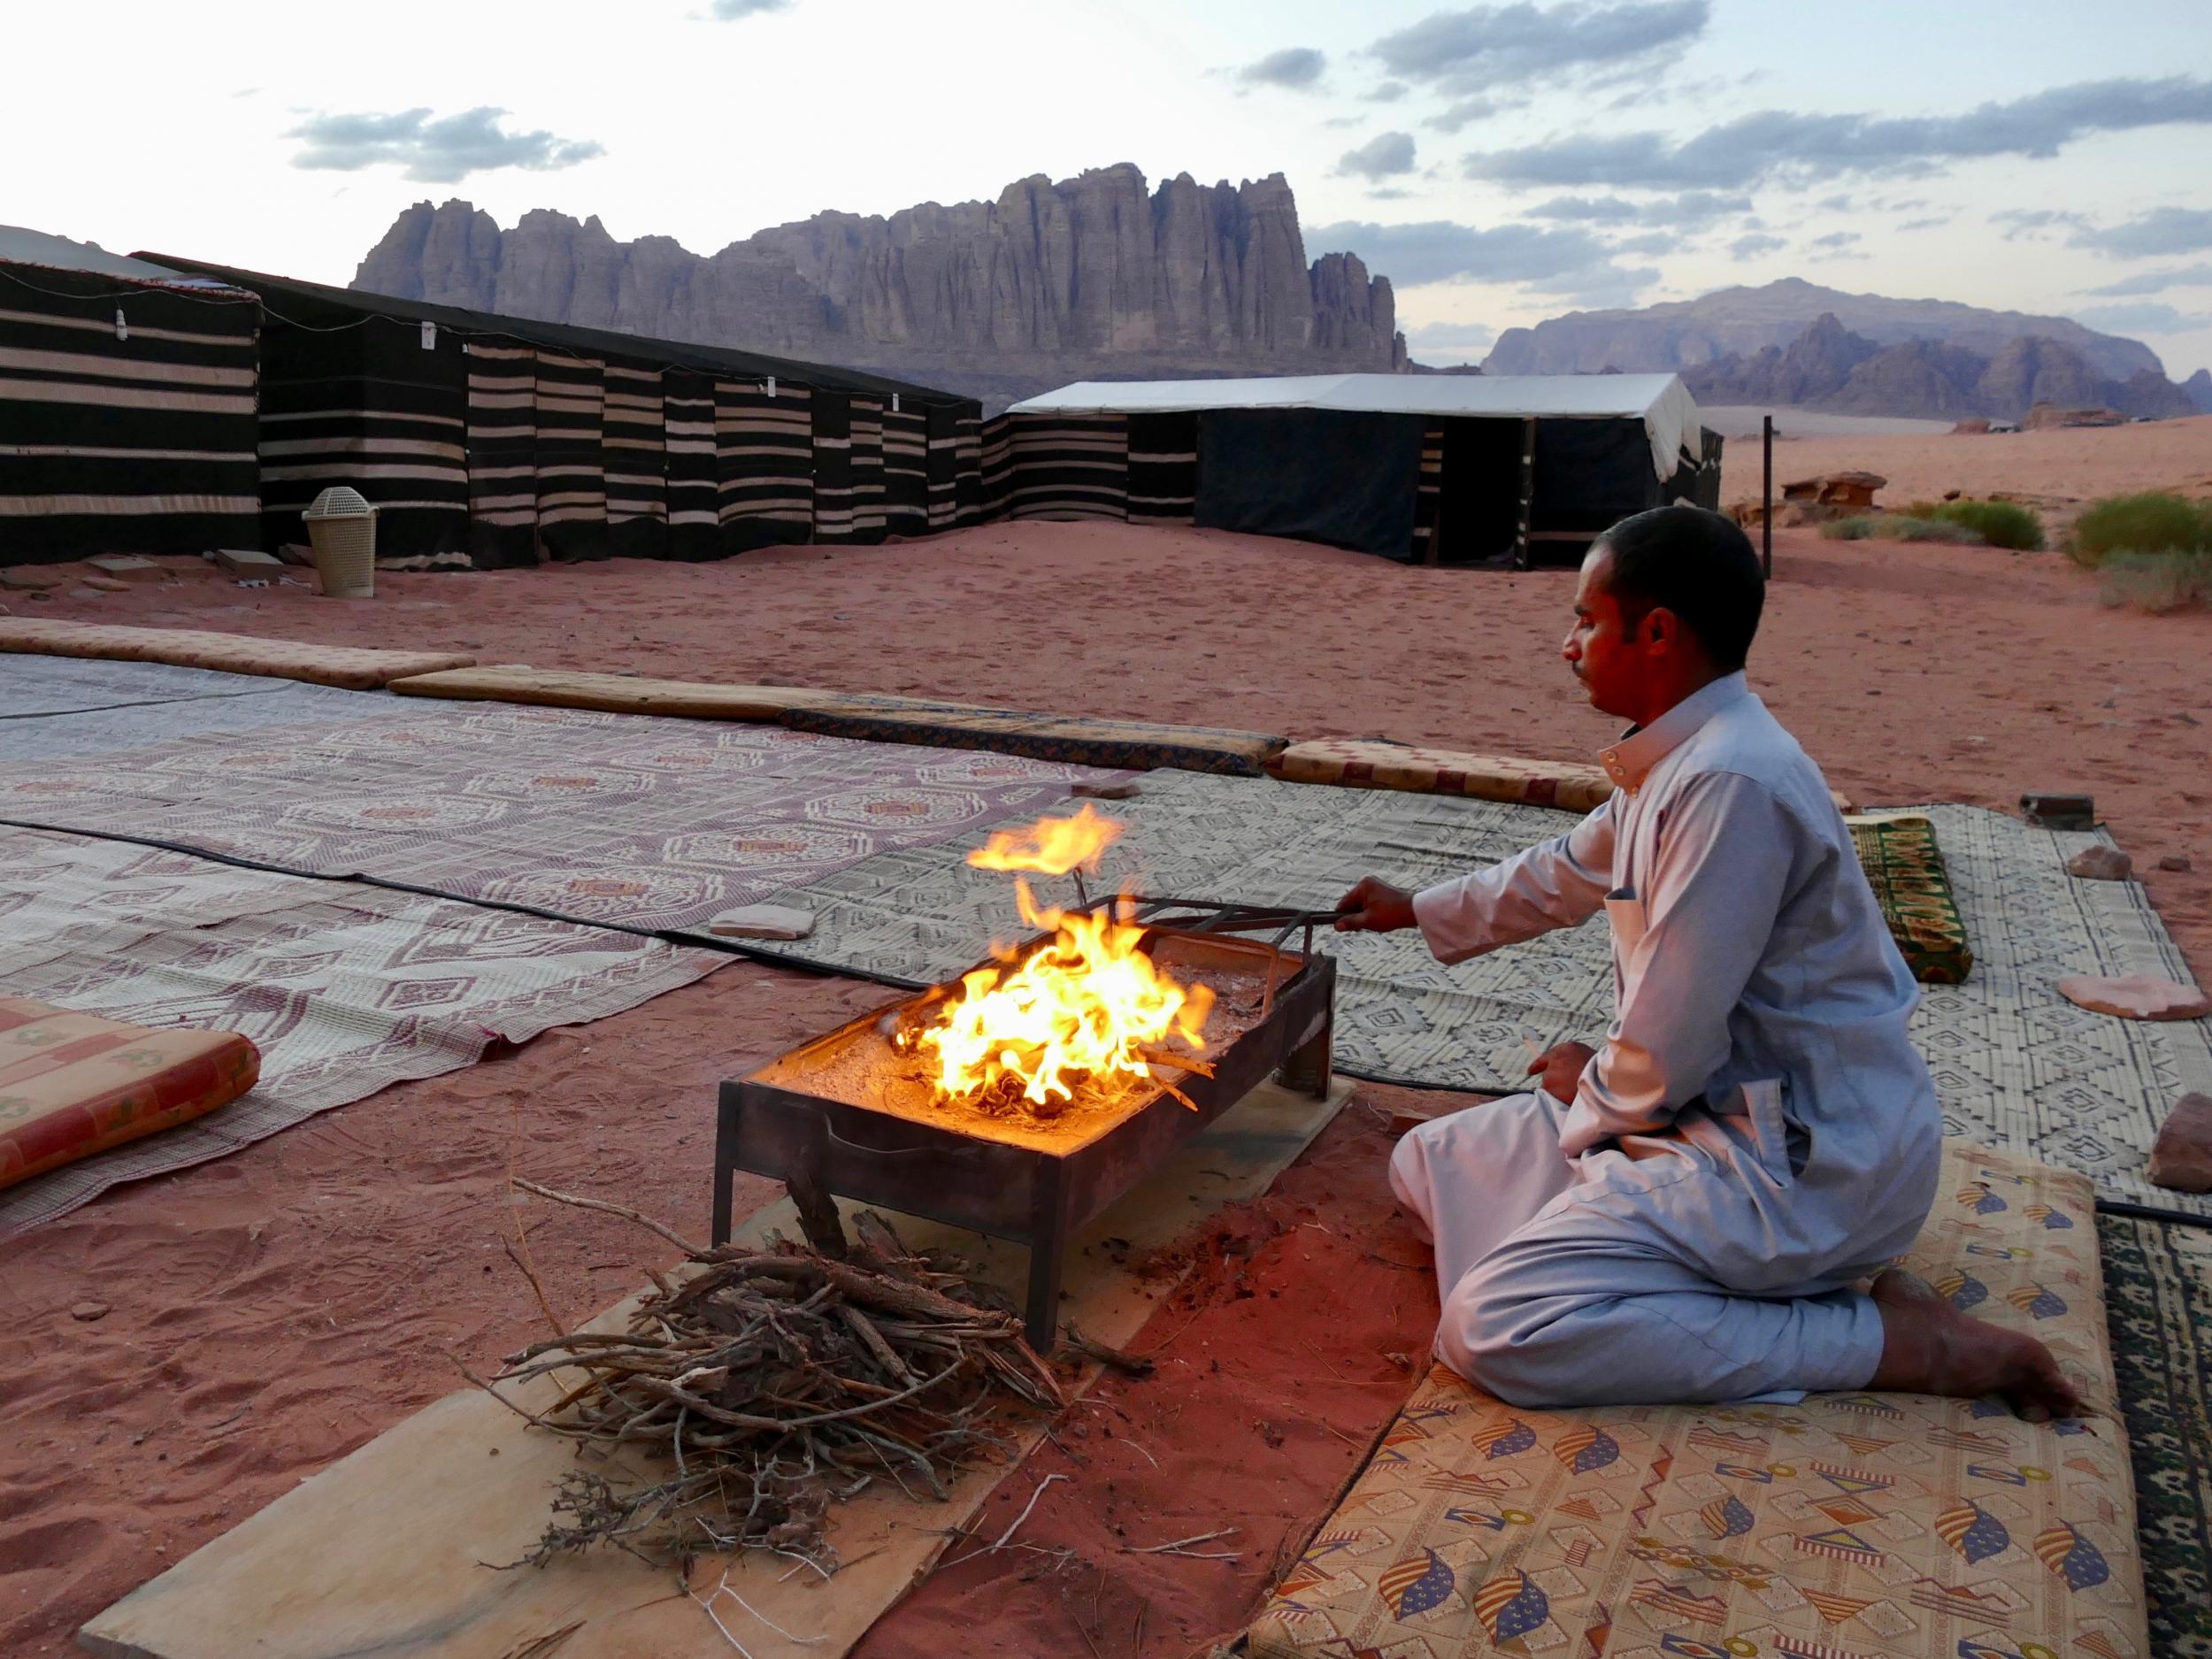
[1513, 417, 1534, 572]
[1425, 425, 1443, 568]
[1761, 413, 1773, 579]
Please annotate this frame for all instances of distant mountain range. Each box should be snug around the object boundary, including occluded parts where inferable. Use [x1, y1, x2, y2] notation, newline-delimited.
[352, 166, 1402, 410]
[1678, 312, 2195, 422]
[1485, 277, 2162, 384]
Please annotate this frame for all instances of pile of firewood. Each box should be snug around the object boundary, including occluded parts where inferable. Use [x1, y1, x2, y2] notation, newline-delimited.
[470, 1182, 1063, 1572]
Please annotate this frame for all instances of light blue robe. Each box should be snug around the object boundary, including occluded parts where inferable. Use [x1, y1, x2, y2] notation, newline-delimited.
[1394, 672, 1939, 1407]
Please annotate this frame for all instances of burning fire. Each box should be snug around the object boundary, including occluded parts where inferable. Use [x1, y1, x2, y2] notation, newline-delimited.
[898, 806, 1213, 1114]
[966, 800, 1124, 876]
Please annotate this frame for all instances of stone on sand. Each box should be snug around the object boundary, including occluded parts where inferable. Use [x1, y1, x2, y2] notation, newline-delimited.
[2148, 1093, 2212, 1193]
[215, 548, 286, 578]
[2057, 973, 2212, 1021]
[705, 904, 816, 941]
[81, 575, 131, 593]
[88, 555, 164, 582]
[2160, 854, 2193, 872]
[0, 566, 61, 590]
[2066, 846, 2133, 880]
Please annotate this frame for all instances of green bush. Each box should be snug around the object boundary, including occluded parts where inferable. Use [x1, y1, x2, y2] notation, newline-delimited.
[1879, 515, 1987, 544]
[2069, 493, 2212, 568]
[1902, 498, 2044, 549]
[2097, 549, 2212, 613]
[1816, 513, 1985, 544]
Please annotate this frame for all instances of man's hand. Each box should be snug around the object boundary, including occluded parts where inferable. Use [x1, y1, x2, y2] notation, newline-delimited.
[1334, 876, 1417, 933]
[1527, 1040, 1597, 1104]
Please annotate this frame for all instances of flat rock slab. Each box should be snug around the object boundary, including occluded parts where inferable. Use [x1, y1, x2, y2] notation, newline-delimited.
[0, 567, 61, 590]
[88, 556, 165, 582]
[214, 549, 286, 577]
[2148, 1093, 2212, 1192]
[703, 903, 816, 941]
[2058, 972, 2212, 1021]
[2067, 845, 2134, 881]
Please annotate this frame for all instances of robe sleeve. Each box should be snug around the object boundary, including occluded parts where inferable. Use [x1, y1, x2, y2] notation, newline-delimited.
[1410, 796, 1617, 965]
[1558, 771, 1797, 1157]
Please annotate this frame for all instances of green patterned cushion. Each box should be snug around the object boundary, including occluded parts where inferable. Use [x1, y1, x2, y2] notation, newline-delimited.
[1850, 813, 1973, 985]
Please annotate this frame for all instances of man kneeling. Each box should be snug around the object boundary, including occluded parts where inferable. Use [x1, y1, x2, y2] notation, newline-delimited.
[1335, 505, 2077, 1418]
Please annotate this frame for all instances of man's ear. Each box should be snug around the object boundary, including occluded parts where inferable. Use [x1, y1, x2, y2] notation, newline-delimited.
[1641, 605, 1679, 652]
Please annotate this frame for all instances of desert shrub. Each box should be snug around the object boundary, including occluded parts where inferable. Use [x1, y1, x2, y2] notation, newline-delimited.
[1877, 514, 1986, 544]
[2069, 492, 2212, 568]
[1904, 498, 2044, 549]
[2096, 549, 2212, 613]
[1817, 513, 1984, 543]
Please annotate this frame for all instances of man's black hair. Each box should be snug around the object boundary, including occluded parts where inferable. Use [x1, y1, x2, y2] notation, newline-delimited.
[1594, 504, 1765, 671]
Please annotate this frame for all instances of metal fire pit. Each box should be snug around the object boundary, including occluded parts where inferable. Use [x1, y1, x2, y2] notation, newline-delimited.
[711, 898, 1336, 1352]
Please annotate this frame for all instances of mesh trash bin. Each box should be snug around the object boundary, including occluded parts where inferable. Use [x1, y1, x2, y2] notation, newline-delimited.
[303, 487, 377, 598]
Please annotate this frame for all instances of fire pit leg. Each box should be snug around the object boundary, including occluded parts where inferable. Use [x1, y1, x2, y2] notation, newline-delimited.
[710, 1087, 741, 1248]
[1278, 969, 1336, 1100]
[1025, 1161, 1071, 1356]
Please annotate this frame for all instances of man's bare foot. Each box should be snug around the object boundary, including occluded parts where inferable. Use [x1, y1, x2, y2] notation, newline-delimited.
[1867, 1269, 2085, 1422]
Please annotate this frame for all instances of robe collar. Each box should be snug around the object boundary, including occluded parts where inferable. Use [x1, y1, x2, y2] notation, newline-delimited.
[1595, 671, 1749, 795]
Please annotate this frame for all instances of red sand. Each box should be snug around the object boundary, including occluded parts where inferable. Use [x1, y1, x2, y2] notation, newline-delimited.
[4, 433, 2210, 1654]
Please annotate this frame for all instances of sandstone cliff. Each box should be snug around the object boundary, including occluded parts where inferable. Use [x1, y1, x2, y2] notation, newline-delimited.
[354, 165, 1403, 409]
[1683, 314, 2196, 421]
[2185, 368, 2212, 415]
[1487, 276, 2162, 384]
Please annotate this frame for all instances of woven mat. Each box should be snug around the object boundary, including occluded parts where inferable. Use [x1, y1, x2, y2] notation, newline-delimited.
[0, 826, 725, 1237]
[2101, 1213, 2212, 1658]
[742, 773, 2212, 1216]
[0, 654, 291, 718]
[1248, 1140, 2146, 1659]
[0, 662, 412, 763]
[0, 701, 1125, 934]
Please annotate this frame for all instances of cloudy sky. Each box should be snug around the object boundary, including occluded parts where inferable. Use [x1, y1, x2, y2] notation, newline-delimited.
[8, 0, 2210, 377]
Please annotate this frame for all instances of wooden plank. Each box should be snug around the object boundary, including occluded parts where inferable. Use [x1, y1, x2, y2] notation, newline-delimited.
[82, 1077, 1352, 1659]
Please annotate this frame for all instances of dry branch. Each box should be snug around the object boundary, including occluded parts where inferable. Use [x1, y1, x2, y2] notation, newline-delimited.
[490, 1180, 1064, 1570]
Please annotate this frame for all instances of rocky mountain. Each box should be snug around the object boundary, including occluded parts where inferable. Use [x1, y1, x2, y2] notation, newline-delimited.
[2187, 369, 2212, 414]
[1682, 314, 2197, 421]
[1486, 277, 2162, 384]
[354, 165, 1403, 410]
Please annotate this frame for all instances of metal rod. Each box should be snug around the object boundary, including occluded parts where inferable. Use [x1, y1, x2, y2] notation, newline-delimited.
[1761, 412, 1773, 579]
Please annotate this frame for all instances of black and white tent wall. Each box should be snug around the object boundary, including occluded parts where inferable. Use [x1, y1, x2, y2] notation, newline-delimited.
[62, 255, 993, 572]
[0, 260, 263, 564]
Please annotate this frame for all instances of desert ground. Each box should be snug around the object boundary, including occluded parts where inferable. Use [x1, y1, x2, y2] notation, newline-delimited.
[3, 418, 2209, 1655]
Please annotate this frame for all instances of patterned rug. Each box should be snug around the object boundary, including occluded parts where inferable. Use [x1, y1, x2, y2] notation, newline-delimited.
[2101, 1214, 2212, 1658]
[0, 826, 726, 1237]
[1248, 1141, 2145, 1659]
[0, 700, 1124, 933]
[0, 654, 295, 718]
[1, 666, 413, 762]
[738, 773, 2212, 1217]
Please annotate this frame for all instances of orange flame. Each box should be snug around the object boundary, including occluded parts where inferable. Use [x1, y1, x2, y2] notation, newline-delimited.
[905, 808, 1211, 1112]
[967, 801, 1123, 876]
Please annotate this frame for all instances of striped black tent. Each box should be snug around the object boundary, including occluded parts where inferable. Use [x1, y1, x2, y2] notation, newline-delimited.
[143, 256, 985, 569]
[0, 256, 262, 565]
[1006, 373, 1720, 567]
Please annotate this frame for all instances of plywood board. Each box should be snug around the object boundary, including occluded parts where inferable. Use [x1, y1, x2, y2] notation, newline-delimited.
[83, 1076, 1352, 1659]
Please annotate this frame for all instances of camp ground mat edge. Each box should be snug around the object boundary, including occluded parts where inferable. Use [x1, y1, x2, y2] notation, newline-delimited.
[0, 698, 1129, 935]
[0, 826, 729, 1239]
[80, 1076, 1353, 1659]
[0, 654, 299, 718]
[738, 774, 2212, 1218]
[2100, 1211, 2212, 1659]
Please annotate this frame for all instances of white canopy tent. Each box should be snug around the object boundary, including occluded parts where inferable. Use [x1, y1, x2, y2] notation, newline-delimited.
[1009, 372, 1707, 485]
